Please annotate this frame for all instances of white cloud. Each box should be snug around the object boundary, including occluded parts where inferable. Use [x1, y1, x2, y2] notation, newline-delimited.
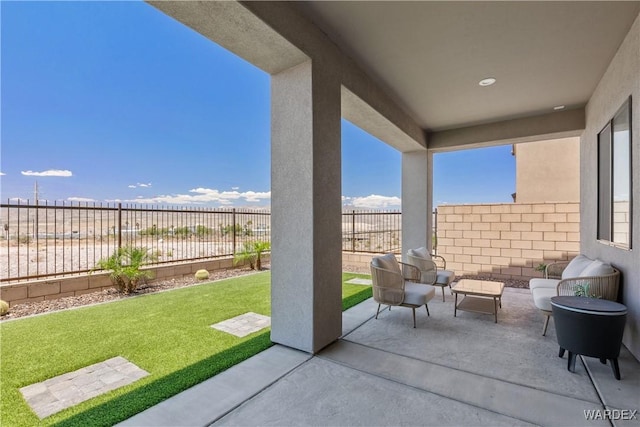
[21, 169, 73, 177]
[128, 182, 152, 188]
[125, 187, 271, 206]
[0, 172, 5, 176]
[68, 197, 97, 202]
[344, 194, 401, 209]
[232, 186, 240, 190]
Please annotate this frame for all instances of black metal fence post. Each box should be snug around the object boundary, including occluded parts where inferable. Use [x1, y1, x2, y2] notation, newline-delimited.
[117, 203, 122, 250]
[351, 210, 356, 252]
[232, 208, 237, 255]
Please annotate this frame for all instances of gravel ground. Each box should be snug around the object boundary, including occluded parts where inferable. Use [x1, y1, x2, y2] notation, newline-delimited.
[0, 263, 528, 321]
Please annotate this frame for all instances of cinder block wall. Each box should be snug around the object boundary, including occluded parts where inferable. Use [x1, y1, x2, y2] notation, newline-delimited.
[436, 202, 580, 281]
[0, 256, 259, 307]
[342, 252, 377, 272]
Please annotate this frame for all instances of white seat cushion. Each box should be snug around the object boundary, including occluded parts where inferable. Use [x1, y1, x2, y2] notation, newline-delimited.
[435, 270, 455, 285]
[403, 282, 436, 306]
[562, 254, 593, 279]
[532, 287, 556, 312]
[529, 278, 559, 290]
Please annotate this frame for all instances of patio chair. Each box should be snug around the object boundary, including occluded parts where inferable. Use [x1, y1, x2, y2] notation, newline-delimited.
[370, 253, 436, 328]
[530, 254, 620, 336]
[406, 247, 455, 302]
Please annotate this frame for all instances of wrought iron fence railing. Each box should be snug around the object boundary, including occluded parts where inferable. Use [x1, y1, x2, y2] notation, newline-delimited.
[341, 210, 402, 254]
[1, 201, 408, 283]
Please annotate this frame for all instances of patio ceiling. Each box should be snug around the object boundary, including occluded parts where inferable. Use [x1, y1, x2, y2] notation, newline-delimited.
[293, 1, 640, 132]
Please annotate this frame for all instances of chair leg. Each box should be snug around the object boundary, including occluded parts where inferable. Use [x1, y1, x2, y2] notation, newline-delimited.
[425, 303, 430, 317]
[412, 308, 416, 328]
[567, 352, 577, 373]
[610, 359, 621, 380]
[542, 314, 550, 336]
[375, 304, 381, 319]
[441, 287, 445, 302]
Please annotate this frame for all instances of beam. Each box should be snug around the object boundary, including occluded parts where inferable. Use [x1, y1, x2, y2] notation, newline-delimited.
[428, 108, 585, 152]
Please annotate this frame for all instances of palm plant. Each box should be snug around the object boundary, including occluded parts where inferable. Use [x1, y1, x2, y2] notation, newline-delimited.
[93, 246, 156, 294]
[233, 241, 271, 270]
[233, 244, 257, 270]
[252, 241, 271, 270]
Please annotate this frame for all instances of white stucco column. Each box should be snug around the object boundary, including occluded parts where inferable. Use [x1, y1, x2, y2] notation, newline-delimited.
[401, 150, 432, 258]
[271, 60, 342, 353]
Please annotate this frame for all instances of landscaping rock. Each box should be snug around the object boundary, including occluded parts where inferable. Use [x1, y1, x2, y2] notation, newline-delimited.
[0, 300, 9, 316]
[195, 269, 210, 280]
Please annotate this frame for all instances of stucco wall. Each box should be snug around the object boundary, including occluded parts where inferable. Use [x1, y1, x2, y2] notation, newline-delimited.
[582, 12, 640, 359]
[436, 203, 580, 281]
[515, 137, 580, 203]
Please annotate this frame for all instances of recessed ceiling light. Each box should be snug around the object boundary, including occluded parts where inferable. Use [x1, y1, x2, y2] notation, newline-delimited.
[479, 78, 496, 87]
[553, 105, 566, 111]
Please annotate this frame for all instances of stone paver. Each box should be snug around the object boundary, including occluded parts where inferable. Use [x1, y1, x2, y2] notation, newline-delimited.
[211, 312, 271, 337]
[20, 356, 149, 419]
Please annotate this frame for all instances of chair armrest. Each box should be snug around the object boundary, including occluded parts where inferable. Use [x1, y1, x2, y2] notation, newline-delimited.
[432, 254, 447, 270]
[370, 264, 405, 290]
[399, 262, 421, 283]
[556, 270, 620, 301]
[370, 264, 406, 305]
[545, 261, 569, 279]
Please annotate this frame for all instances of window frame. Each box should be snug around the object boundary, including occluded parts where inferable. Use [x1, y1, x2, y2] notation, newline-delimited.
[597, 96, 633, 250]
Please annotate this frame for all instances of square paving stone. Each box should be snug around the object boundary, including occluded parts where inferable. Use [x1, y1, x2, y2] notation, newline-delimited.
[20, 357, 149, 419]
[211, 312, 271, 337]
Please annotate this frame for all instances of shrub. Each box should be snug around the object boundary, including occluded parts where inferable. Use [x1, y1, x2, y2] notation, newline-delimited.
[0, 300, 9, 316]
[195, 269, 209, 280]
[93, 246, 157, 294]
[233, 241, 271, 270]
[220, 224, 242, 236]
[252, 241, 270, 271]
[194, 225, 211, 238]
[233, 244, 256, 270]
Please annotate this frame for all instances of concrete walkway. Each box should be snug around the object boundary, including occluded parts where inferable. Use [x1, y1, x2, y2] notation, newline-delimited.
[120, 288, 640, 427]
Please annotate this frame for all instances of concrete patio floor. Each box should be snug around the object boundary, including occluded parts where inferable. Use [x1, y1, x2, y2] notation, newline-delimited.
[120, 287, 640, 427]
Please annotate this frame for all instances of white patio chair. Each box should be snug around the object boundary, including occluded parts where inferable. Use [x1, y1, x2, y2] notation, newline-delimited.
[406, 247, 455, 302]
[370, 253, 436, 328]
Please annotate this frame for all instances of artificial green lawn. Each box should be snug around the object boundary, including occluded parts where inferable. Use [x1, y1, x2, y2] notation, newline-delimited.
[0, 271, 371, 427]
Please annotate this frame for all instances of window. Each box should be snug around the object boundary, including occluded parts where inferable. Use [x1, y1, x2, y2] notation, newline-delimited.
[597, 97, 632, 249]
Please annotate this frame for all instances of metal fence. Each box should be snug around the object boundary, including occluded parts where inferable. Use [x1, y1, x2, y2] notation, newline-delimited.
[1, 201, 270, 282]
[342, 210, 402, 254]
[1, 201, 405, 282]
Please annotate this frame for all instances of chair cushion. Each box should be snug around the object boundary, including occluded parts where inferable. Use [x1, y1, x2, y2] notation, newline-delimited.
[529, 278, 560, 290]
[532, 287, 556, 312]
[435, 270, 455, 285]
[580, 259, 614, 277]
[372, 253, 400, 274]
[562, 254, 593, 279]
[403, 282, 436, 306]
[409, 247, 431, 259]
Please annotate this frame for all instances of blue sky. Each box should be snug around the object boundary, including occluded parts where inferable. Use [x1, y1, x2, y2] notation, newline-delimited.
[1, 1, 515, 209]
